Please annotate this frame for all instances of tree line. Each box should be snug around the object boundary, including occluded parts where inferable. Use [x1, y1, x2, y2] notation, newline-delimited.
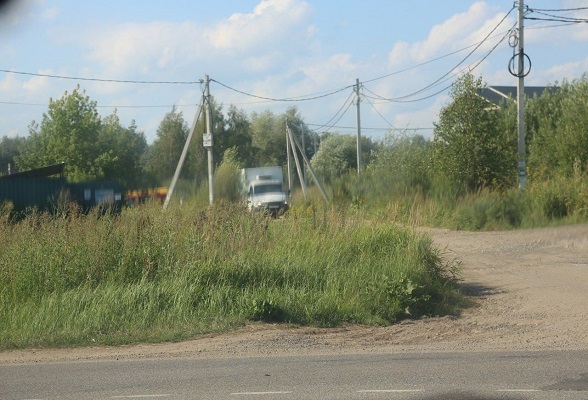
[2, 73, 588, 209]
[0, 86, 332, 191]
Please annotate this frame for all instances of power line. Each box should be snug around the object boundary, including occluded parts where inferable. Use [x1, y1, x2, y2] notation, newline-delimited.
[362, 92, 398, 131]
[526, 6, 588, 23]
[306, 123, 433, 132]
[0, 69, 204, 85]
[210, 78, 354, 102]
[311, 89, 356, 132]
[527, 7, 588, 12]
[364, 6, 516, 103]
[363, 19, 516, 104]
[0, 100, 199, 109]
[316, 94, 356, 133]
[363, 22, 516, 85]
[525, 16, 588, 23]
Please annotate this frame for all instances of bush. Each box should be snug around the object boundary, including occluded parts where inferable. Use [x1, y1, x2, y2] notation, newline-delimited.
[449, 189, 524, 230]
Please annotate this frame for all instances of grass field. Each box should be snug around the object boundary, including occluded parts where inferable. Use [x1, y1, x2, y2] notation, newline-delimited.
[0, 200, 462, 349]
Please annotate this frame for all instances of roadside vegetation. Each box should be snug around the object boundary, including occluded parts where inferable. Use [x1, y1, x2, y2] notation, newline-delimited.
[0, 201, 461, 348]
[1, 72, 588, 349]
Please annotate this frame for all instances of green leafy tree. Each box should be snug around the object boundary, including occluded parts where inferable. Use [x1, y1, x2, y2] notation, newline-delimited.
[16, 86, 109, 181]
[222, 104, 254, 166]
[432, 73, 515, 194]
[527, 75, 588, 179]
[100, 111, 148, 188]
[214, 147, 242, 201]
[183, 97, 227, 184]
[250, 106, 315, 168]
[0, 136, 26, 175]
[311, 133, 376, 182]
[250, 109, 284, 166]
[144, 106, 189, 184]
[368, 133, 433, 195]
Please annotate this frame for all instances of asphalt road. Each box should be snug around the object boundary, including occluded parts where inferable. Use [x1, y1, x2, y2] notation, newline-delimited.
[1, 350, 588, 400]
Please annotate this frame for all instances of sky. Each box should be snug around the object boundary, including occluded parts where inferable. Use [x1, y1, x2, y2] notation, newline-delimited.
[1, 0, 588, 144]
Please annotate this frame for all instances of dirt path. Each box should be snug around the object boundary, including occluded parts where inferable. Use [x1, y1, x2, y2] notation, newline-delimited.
[2, 224, 588, 363]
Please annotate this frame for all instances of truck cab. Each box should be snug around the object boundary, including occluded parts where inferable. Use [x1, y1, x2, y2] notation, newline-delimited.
[241, 167, 289, 216]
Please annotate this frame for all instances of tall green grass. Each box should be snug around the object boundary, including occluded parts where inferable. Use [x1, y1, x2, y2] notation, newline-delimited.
[0, 201, 461, 349]
[329, 166, 588, 231]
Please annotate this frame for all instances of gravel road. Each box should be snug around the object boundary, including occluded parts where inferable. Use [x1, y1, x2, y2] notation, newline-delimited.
[2, 223, 587, 364]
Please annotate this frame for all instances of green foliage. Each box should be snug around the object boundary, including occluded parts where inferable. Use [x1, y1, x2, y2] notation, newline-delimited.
[0, 136, 26, 175]
[527, 75, 588, 179]
[16, 86, 108, 182]
[526, 169, 588, 222]
[433, 73, 516, 194]
[447, 189, 524, 230]
[246, 298, 286, 322]
[367, 133, 433, 196]
[311, 133, 376, 182]
[143, 106, 189, 183]
[213, 148, 242, 202]
[100, 112, 148, 188]
[0, 203, 461, 348]
[250, 106, 317, 168]
[219, 105, 255, 166]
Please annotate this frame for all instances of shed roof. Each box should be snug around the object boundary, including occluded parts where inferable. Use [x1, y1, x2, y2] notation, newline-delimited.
[0, 162, 65, 180]
[480, 86, 556, 106]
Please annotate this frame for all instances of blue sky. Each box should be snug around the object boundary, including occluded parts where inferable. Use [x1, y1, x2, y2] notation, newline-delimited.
[1, 0, 588, 143]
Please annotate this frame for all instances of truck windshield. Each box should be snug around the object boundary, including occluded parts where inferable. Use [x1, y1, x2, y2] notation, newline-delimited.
[253, 184, 282, 195]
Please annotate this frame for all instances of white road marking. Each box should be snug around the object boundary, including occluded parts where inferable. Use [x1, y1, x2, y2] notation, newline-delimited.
[357, 389, 424, 393]
[230, 391, 292, 395]
[111, 395, 172, 399]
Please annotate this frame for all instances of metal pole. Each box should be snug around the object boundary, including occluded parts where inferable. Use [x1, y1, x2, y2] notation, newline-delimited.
[355, 78, 362, 176]
[205, 75, 214, 205]
[517, 0, 526, 190]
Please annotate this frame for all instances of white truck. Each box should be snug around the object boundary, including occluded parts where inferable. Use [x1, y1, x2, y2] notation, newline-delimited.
[240, 166, 289, 215]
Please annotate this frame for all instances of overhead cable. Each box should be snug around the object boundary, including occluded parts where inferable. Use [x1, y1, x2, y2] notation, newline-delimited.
[367, 6, 515, 102]
[527, 6, 588, 12]
[363, 93, 398, 132]
[363, 23, 516, 85]
[210, 79, 354, 102]
[0, 69, 203, 84]
[316, 95, 355, 133]
[526, 7, 588, 23]
[364, 19, 516, 104]
[312, 89, 356, 132]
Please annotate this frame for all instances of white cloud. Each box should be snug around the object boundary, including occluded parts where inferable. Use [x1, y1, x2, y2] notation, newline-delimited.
[300, 53, 356, 87]
[207, 0, 312, 53]
[86, 21, 199, 77]
[531, 57, 588, 84]
[41, 6, 59, 20]
[388, 1, 508, 66]
[82, 0, 315, 83]
[22, 71, 50, 93]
